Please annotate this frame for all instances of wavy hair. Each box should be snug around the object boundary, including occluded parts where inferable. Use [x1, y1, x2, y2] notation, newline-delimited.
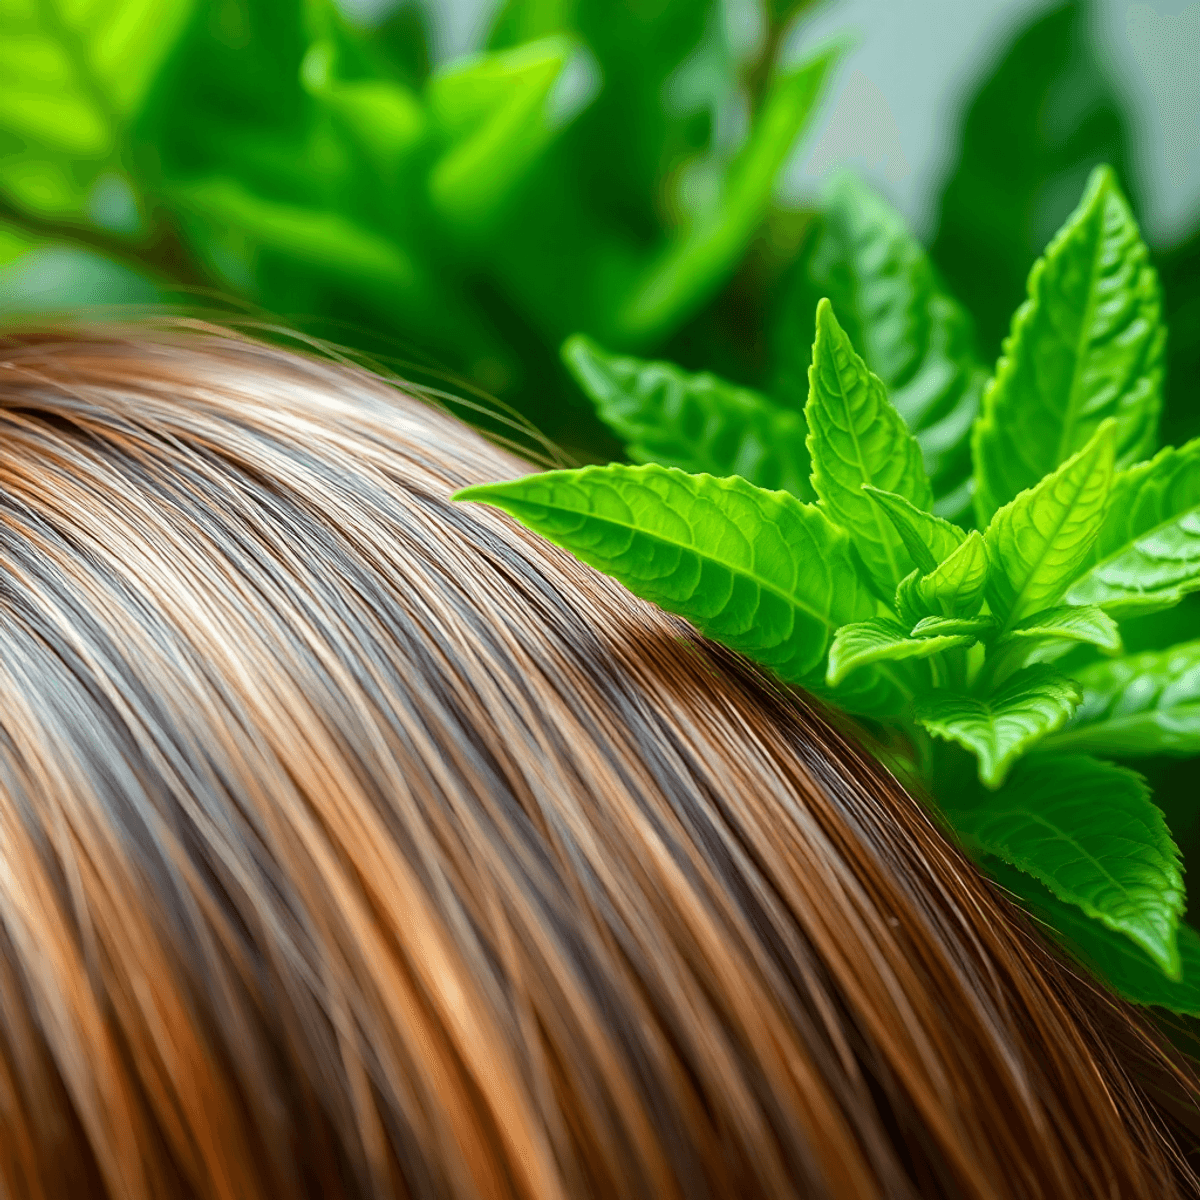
[0, 325, 1196, 1199]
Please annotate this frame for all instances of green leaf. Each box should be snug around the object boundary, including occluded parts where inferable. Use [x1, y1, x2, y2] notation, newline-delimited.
[561, 335, 814, 500]
[911, 614, 996, 639]
[426, 35, 585, 237]
[806, 300, 932, 593]
[947, 754, 1182, 977]
[971, 165, 1164, 524]
[1066, 438, 1200, 617]
[827, 617, 974, 688]
[985, 858, 1200, 1014]
[989, 605, 1122, 672]
[861, 485, 965, 573]
[984, 419, 1116, 628]
[0, 0, 196, 218]
[1045, 640, 1200, 758]
[453, 462, 910, 714]
[775, 172, 987, 514]
[614, 45, 838, 342]
[915, 665, 1081, 788]
[895, 530, 988, 624]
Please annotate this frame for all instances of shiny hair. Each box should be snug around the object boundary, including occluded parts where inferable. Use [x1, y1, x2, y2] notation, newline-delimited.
[0, 324, 1197, 1199]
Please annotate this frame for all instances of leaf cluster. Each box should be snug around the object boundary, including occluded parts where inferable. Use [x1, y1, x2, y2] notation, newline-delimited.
[456, 164, 1200, 1011]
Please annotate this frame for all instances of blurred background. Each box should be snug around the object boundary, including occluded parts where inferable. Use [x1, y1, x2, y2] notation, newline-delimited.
[2, 0, 1198, 888]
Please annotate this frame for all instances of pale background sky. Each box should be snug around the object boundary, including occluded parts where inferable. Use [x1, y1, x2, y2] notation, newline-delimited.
[344, 0, 1200, 248]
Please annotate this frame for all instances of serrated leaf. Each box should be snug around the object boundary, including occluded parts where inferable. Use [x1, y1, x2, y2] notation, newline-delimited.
[984, 419, 1116, 628]
[896, 529, 989, 624]
[1066, 438, 1200, 617]
[615, 45, 837, 342]
[985, 858, 1200, 1014]
[861, 485, 965, 573]
[915, 665, 1081, 788]
[426, 35, 585, 236]
[827, 617, 974, 688]
[775, 173, 986, 514]
[972, 165, 1164, 523]
[911, 614, 996, 639]
[561, 335, 814, 500]
[452, 463, 911, 715]
[989, 604, 1122, 672]
[0, 0, 196, 218]
[947, 754, 1183, 976]
[1045, 640, 1200, 758]
[806, 300, 932, 593]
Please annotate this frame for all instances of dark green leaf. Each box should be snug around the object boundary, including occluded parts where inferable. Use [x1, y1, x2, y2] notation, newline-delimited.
[561, 334, 814, 500]
[985, 858, 1200, 1014]
[1066, 438, 1200, 617]
[827, 617, 974, 688]
[947, 754, 1182, 976]
[984, 419, 1116, 628]
[896, 530, 988, 623]
[776, 172, 986, 514]
[453, 462, 911, 714]
[915, 665, 1081, 788]
[614, 45, 838, 342]
[1045, 640, 1200, 757]
[806, 300, 932, 593]
[971, 165, 1164, 523]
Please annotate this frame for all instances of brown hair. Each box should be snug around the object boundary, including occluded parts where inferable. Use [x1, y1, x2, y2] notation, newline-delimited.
[0, 324, 1196, 1199]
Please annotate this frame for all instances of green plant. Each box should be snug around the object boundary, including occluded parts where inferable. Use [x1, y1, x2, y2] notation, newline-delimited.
[454, 163, 1200, 1011]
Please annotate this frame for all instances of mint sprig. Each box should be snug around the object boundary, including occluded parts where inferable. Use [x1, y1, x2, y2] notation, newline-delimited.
[455, 165, 1200, 1013]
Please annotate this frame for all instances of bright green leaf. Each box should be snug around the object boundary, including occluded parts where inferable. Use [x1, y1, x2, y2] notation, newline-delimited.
[915, 665, 1081, 788]
[776, 172, 987, 515]
[947, 753, 1183, 977]
[561, 334, 814, 500]
[984, 419, 1116, 628]
[1045, 640, 1200, 758]
[861, 485, 965, 573]
[896, 529, 988, 624]
[972, 165, 1164, 524]
[427, 35, 584, 237]
[806, 299, 932, 593]
[453, 462, 912, 715]
[911, 614, 996, 639]
[1066, 438, 1200, 617]
[615, 45, 838, 342]
[989, 605, 1122, 673]
[827, 617, 974, 688]
[985, 858, 1200, 1014]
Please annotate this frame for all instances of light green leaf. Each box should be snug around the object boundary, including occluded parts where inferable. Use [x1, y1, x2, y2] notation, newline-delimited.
[806, 300, 932, 593]
[861, 485, 965, 573]
[827, 617, 974, 688]
[453, 463, 910, 714]
[989, 604, 1122, 672]
[1066, 438, 1200, 617]
[915, 665, 1081, 788]
[984, 419, 1116, 628]
[615, 45, 838, 342]
[1045, 640, 1200, 757]
[896, 529, 988, 624]
[0, 0, 195, 218]
[985, 858, 1200, 1014]
[911, 614, 996, 639]
[972, 165, 1164, 524]
[777, 172, 987, 514]
[427, 35, 585, 236]
[561, 335, 814, 500]
[947, 754, 1182, 977]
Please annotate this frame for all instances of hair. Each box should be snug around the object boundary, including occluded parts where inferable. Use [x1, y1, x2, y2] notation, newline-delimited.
[0, 323, 1197, 1200]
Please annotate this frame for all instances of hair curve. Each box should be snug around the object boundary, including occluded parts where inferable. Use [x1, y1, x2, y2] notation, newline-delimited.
[0, 323, 1197, 1199]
